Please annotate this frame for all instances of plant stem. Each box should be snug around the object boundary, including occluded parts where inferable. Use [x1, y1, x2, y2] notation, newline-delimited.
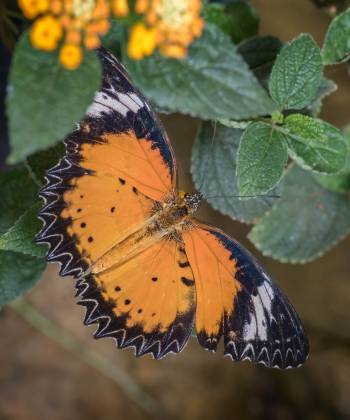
[10, 298, 162, 418]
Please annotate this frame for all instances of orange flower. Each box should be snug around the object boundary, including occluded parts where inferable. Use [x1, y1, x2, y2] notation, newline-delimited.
[30, 14, 62, 51]
[59, 43, 83, 69]
[93, 0, 110, 19]
[19, 0, 49, 19]
[135, 0, 149, 14]
[160, 43, 186, 59]
[50, 0, 62, 15]
[66, 29, 81, 44]
[84, 33, 101, 49]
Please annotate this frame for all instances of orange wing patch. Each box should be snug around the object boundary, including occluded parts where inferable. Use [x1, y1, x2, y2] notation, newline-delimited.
[182, 224, 241, 350]
[78, 130, 174, 201]
[77, 238, 196, 358]
[60, 170, 155, 266]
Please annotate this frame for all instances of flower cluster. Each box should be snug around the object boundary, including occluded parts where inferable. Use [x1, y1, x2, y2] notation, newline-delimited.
[18, 0, 204, 69]
[128, 0, 204, 60]
[19, 0, 112, 69]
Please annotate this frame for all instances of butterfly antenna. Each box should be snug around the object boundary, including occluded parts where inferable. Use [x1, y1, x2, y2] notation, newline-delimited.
[198, 121, 217, 192]
[205, 194, 281, 199]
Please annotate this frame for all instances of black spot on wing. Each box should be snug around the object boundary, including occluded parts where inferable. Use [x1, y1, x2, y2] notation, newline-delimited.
[181, 277, 195, 287]
[178, 261, 190, 268]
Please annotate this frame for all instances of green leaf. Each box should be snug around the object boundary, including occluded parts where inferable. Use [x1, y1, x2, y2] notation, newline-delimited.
[0, 167, 38, 235]
[191, 122, 277, 223]
[0, 250, 46, 308]
[27, 142, 65, 185]
[7, 31, 101, 163]
[238, 36, 283, 69]
[306, 77, 337, 116]
[313, 126, 350, 192]
[202, 4, 228, 33]
[269, 33, 323, 110]
[343, 126, 350, 172]
[101, 18, 125, 59]
[314, 171, 350, 193]
[237, 122, 288, 195]
[283, 114, 347, 174]
[123, 24, 276, 120]
[203, 1, 259, 44]
[237, 35, 282, 88]
[218, 119, 251, 129]
[0, 203, 46, 257]
[0, 167, 46, 306]
[322, 8, 350, 64]
[248, 164, 350, 263]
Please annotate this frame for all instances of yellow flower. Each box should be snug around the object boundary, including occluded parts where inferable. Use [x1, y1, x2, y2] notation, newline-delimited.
[127, 22, 157, 60]
[19, 0, 49, 19]
[30, 15, 62, 51]
[113, 0, 129, 17]
[19, 0, 115, 69]
[59, 43, 83, 70]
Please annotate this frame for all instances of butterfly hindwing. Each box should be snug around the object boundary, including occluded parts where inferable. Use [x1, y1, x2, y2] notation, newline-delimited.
[37, 47, 177, 278]
[182, 223, 309, 368]
[76, 238, 196, 358]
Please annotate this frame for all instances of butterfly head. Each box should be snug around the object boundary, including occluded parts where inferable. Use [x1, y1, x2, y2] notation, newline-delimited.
[182, 191, 203, 213]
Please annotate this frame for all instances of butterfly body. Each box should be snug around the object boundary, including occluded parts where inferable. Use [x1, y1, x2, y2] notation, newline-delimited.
[91, 191, 200, 275]
[37, 48, 309, 368]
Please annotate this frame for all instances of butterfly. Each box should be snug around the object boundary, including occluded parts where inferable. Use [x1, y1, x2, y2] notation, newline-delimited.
[37, 48, 309, 369]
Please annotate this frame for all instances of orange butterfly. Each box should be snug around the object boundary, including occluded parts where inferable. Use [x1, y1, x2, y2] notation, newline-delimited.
[37, 48, 309, 368]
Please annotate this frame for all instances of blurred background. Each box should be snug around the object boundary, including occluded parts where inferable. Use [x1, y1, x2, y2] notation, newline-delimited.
[1, 1, 350, 419]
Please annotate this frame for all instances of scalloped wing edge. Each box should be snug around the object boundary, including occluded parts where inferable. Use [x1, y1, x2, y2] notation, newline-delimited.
[75, 275, 195, 359]
[36, 156, 90, 278]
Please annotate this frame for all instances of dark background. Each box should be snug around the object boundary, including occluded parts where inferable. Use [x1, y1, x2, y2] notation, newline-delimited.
[1, 1, 350, 419]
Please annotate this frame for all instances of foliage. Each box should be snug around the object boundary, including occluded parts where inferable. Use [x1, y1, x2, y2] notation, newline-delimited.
[0, 166, 47, 307]
[322, 8, 350, 64]
[123, 24, 275, 120]
[7, 31, 101, 163]
[248, 164, 350, 263]
[1, 1, 350, 306]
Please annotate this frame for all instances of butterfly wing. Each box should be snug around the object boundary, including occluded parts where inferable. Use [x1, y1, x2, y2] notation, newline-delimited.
[76, 238, 196, 358]
[37, 48, 176, 278]
[182, 222, 309, 368]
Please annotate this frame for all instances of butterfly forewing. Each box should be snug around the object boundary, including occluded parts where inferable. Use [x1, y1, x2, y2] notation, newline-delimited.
[37, 48, 177, 278]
